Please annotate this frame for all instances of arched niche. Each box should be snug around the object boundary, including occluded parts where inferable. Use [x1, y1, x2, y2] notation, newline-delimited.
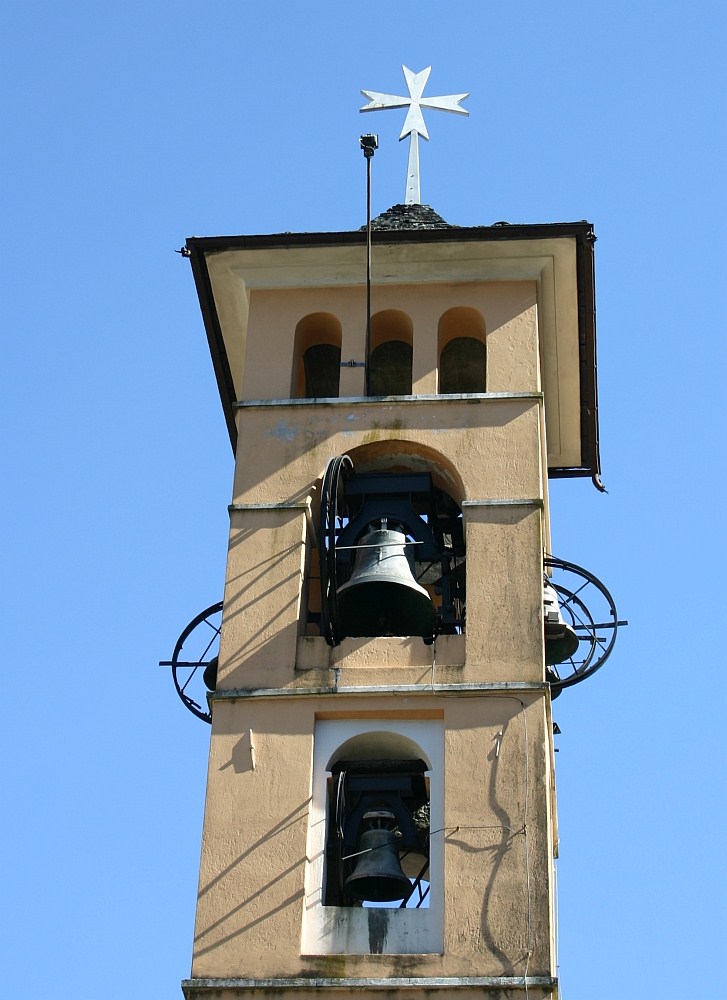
[368, 310, 413, 396]
[292, 312, 342, 398]
[437, 307, 486, 394]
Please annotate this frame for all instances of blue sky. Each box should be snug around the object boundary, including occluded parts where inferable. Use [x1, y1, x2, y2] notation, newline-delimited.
[2, 3, 726, 997]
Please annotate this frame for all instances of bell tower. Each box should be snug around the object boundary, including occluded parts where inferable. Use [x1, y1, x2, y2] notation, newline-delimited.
[171, 81, 622, 1000]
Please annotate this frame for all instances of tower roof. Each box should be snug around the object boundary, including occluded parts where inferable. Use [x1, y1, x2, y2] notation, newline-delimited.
[368, 203, 454, 230]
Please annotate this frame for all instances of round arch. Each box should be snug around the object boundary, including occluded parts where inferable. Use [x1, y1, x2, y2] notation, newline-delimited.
[370, 309, 413, 351]
[369, 310, 414, 397]
[437, 307, 486, 394]
[342, 439, 465, 506]
[292, 312, 342, 398]
[327, 731, 432, 771]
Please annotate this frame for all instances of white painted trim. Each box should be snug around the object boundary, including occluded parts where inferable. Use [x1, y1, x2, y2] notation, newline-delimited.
[302, 718, 444, 955]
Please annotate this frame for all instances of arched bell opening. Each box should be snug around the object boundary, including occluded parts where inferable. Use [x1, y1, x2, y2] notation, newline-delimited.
[291, 312, 342, 399]
[324, 732, 432, 909]
[314, 448, 466, 645]
[368, 310, 413, 397]
[437, 307, 486, 394]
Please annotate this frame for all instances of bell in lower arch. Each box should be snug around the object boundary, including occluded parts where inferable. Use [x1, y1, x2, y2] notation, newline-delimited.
[543, 580, 580, 665]
[336, 525, 436, 638]
[345, 812, 412, 903]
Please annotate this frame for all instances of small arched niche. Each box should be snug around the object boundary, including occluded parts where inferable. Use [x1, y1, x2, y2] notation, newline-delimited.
[292, 312, 342, 399]
[368, 310, 413, 397]
[438, 307, 486, 394]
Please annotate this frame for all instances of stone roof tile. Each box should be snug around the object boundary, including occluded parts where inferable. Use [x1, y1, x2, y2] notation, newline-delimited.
[365, 203, 455, 231]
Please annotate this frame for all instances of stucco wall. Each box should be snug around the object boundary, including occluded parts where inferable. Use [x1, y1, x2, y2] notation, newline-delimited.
[241, 282, 537, 401]
[218, 397, 544, 689]
[189, 268, 557, 993]
[192, 694, 554, 981]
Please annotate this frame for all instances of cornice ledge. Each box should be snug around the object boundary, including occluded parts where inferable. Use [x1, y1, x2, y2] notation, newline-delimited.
[183, 975, 558, 991]
[233, 392, 543, 410]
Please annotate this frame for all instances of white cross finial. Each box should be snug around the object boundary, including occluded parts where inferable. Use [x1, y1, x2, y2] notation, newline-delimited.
[360, 65, 469, 205]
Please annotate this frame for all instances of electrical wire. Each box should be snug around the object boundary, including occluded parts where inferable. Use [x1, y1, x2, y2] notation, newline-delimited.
[492, 698, 535, 997]
[329, 694, 544, 991]
[435, 698, 536, 992]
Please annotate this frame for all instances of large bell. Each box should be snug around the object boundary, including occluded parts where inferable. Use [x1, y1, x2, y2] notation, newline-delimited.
[543, 580, 580, 665]
[345, 827, 412, 903]
[336, 525, 436, 638]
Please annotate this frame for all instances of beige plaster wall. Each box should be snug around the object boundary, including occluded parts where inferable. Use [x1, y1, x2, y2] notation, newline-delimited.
[217, 397, 544, 690]
[241, 282, 537, 401]
[231, 398, 542, 504]
[205, 233, 584, 469]
[218, 505, 307, 690]
[191, 694, 555, 982]
[190, 264, 557, 992]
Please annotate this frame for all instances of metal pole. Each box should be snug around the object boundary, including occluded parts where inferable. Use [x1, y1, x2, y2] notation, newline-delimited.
[405, 130, 420, 205]
[359, 134, 378, 397]
[365, 152, 372, 395]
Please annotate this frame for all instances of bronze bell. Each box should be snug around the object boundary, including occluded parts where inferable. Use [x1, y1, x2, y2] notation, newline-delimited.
[336, 525, 436, 638]
[543, 580, 580, 665]
[345, 809, 412, 903]
[202, 655, 218, 691]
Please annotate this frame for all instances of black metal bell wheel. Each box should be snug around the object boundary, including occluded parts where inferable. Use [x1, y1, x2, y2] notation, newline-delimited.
[165, 601, 223, 723]
[544, 556, 624, 693]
